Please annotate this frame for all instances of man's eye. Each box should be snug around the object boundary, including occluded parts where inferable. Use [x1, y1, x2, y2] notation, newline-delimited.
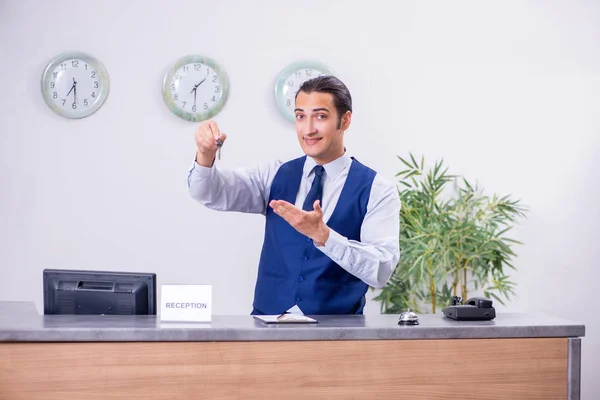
[317, 114, 327, 119]
[295, 114, 304, 120]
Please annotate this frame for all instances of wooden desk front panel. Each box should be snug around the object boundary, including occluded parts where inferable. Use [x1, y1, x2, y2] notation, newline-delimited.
[0, 338, 567, 399]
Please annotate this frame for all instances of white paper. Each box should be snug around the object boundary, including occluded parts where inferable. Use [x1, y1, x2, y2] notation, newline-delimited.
[286, 304, 304, 315]
[253, 314, 317, 324]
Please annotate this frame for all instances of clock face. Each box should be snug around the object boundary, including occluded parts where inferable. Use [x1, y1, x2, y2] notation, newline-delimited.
[274, 61, 335, 123]
[41, 52, 109, 119]
[163, 55, 229, 122]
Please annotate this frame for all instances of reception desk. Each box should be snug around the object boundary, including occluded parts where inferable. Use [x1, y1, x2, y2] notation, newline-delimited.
[0, 301, 584, 399]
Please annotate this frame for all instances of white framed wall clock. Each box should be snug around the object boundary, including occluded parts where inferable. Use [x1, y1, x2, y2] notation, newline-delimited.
[41, 51, 110, 119]
[162, 55, 229, 122]
[274, 61, 335, 123]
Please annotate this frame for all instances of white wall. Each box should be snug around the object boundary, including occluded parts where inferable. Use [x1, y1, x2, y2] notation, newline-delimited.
[1, 0, 598, 396]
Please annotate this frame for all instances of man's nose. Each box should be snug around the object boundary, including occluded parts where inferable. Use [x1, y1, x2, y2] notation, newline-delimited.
[305, 119, 317, 135]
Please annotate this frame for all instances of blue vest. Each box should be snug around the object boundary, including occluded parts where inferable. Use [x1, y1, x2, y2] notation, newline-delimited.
[252, 156, 376, 315]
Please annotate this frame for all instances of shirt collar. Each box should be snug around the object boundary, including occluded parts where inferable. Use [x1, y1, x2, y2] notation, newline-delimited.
[303, 152, 352, 181]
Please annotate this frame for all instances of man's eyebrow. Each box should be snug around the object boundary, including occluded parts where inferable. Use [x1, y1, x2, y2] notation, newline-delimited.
[293, 108, 330, 113]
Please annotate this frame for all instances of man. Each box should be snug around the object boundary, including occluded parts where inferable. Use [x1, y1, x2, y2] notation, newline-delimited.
[188, 76, 400, 315]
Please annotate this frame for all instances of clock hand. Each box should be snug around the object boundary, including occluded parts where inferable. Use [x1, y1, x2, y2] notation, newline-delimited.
[73, 78, 78, 104]
[190, 78, 207, 93]
[190, 71, 209, 108]
[190, 70, 209, 93]
[66, 83, 75, 97]
[66, 78, 77, 102]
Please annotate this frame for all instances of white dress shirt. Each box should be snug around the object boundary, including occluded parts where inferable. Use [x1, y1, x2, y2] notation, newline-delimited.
[187, 152, 400, 289]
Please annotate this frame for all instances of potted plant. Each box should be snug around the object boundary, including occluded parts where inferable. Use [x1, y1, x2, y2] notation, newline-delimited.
[374, 154, 528, 314]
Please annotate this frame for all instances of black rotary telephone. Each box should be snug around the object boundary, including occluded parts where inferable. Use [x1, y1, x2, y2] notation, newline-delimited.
[442, 296, 496, 321]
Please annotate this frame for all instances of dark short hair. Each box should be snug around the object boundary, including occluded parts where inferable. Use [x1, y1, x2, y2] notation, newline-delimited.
[295, 75, 352, 128]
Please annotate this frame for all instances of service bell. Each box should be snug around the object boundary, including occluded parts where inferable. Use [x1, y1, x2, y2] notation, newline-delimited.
[398, 309, 419, 325]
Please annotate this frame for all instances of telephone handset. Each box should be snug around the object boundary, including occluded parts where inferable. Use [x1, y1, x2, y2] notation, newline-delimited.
[442, 296, 496, 321]
[465, 297, 493, 308]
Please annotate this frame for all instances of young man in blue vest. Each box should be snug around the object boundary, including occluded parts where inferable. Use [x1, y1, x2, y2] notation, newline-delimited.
[188, 76, 400, 315]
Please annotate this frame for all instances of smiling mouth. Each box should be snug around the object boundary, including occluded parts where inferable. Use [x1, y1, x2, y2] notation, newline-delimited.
[304, 137, 322, 145]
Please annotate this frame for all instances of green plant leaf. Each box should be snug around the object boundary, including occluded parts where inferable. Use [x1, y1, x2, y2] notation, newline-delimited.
[410, 153, 419, 169]
[397, 155, 414, 170]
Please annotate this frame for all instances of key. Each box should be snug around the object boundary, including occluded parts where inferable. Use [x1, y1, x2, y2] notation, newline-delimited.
[216, 138, 223, 160]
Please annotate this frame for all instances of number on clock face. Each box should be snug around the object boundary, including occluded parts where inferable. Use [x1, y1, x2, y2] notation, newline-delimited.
[282, 69, 325, 109]
[48, 59, 101, 112]
[170, 63, 221, 114]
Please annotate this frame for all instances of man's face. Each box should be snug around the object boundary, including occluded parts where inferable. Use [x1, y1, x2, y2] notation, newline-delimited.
[294, 91, 350, 165]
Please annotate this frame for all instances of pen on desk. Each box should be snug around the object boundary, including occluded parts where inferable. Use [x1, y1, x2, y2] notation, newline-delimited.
[277, 312, 289, 320]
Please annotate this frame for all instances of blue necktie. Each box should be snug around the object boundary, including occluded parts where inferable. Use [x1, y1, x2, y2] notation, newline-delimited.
[302, 165, 325, 211]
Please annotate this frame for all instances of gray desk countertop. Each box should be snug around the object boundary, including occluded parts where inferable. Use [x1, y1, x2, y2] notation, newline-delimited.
[0, 301, 39, 317]
[0, 302, 585, 342]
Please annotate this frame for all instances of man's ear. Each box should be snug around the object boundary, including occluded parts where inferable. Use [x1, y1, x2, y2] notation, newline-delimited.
[341, 111, 352, 130]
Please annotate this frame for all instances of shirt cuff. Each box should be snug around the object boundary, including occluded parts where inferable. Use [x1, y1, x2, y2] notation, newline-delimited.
[314, 228, 347, 260]
[190, 160, 214, 178]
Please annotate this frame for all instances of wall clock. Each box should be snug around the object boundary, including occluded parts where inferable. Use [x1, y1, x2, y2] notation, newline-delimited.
[41, 51, 110, 119]
[163, 55, 229, 122]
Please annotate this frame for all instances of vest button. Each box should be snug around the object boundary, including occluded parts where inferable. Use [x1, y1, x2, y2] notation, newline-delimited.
[295, 297, 301, 302]
[302, 255, 308, 261]
[299, 276, 304, 282]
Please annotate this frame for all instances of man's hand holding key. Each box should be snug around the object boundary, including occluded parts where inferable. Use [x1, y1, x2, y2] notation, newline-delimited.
[195, 120, 226, 167]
